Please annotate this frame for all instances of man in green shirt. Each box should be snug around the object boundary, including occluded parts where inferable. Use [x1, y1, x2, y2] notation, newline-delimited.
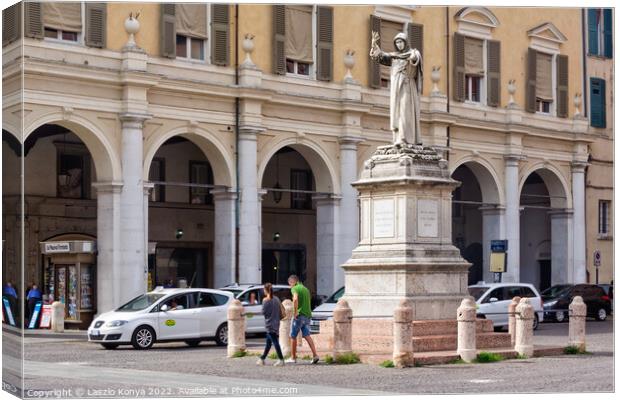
[287, 275, 319, 364]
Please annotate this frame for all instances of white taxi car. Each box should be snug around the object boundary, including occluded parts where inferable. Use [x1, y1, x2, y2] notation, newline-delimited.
[87, 288, 233, 350]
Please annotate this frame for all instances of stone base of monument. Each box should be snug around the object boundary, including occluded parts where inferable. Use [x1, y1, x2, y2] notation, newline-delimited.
[297, 318, 564, 365]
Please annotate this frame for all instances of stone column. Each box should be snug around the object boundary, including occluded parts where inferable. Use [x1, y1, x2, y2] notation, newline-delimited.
[393, 299, 414, 368]
[279, 300, 294, 356]
[337, 137, 361, 290]
[238, 128, 262, 284]
[227, 299, 246, 357]
[212, 188, 237, 288]
[515, 298, 534, 357]
[571, 162, 587, 284]
[549, 210, 573, 285]
[314, 194, 341, 297]
[457, 297, 477, 362]
[504, 155, 521, 283]
[92, 182, 122, 315]
[508, 296, 521, 346]
[568, 296, 587, 352]
[480, 206, 506, 283]
[119, 114, 148, 304]
[333, 299, 352, 357]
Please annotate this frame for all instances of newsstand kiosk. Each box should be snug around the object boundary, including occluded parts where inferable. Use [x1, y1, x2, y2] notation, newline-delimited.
[40, 240, 96, 330]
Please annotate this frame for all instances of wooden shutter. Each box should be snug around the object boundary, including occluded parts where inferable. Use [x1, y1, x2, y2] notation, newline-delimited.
[453, 32, 465, 102]
[590, 78, 606, 128]
[587, 8, 598, 56]
[407, 22, 423, 58]
[273, 5, 286, 74]
[24, 1, 43, 39]
[211, 4, 230, 66]
[316, 6, 333, 81]
[2, 3, 21, 46]
[487, 40, 500, 107]
[160, 4, 176, 58]
[603, 9, 612, 58]
[525, 48, 537, 113]
[556, 54, 568, 118]
[369, 14, 381, 89]
[85, 3, 106, 48]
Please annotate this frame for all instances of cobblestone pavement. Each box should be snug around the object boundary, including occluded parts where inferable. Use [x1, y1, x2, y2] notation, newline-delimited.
[1, 318, 614, 397]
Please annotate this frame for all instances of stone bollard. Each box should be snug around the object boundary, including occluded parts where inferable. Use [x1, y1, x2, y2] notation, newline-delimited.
[279, 299, 294, 356]
[51, 301, 65, 333]
[457, 297, 477, 362]
[508, 296, 521, 346]
[227, 299, 246, 357]
[333, 299, 353, 357]
[393, 299, 414, 368]
[514, 298, 534, 357]
[568, 296, 587, 352]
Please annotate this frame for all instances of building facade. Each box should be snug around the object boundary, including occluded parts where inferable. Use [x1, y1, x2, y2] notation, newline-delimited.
[2, 3, 605, 327]
[583, 8, 614, 286]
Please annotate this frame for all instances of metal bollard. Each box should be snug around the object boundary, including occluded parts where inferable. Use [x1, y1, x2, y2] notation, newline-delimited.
[514, 298, 534, 357]
[508, 296, 521, 346]
[457, 297, 477, 362]
[393, 299, 414, 368]
[279, 300, 294, 356]
[227, 299, 246, 357]
[333, 298, 352, 357]
[51, 301, 65, 333]
[568, 296, 587, 352]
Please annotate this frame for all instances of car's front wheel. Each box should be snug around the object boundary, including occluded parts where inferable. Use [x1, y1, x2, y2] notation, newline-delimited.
[533, 313, 540, 330]
[596, 308, 607, 321]
[185, 339, 201, 347]
[131, 326, 155, 350]
[215, 323, 228, 346]
[101, 343, 119, 350]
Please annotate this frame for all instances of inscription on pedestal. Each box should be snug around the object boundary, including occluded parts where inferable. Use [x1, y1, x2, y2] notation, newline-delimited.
[373, 198, 395, 238]
[417, 199, 438, 237]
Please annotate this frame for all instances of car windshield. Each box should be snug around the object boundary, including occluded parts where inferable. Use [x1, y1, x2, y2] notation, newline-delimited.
[326, 287, 345, 303]
[540, 285, 572, 299]
[468, 287, 489, 301]
[116, 293, 166, 312]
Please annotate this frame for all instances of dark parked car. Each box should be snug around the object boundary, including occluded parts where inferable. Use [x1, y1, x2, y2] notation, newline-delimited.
[542, 284, 611, 322]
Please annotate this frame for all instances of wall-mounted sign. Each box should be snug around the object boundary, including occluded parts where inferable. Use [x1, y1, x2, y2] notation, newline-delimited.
[594, 250, 601, 268]
[490, 240, 508, 253]
[490, 252, 507, 273]
[44, 242, 71, 253]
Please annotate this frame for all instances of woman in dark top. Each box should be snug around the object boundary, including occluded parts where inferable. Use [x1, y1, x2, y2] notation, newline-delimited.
[256, 283, 285, 366]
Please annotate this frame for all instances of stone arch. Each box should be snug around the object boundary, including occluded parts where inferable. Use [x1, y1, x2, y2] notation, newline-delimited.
[519, 162, 571, 209]
[451, 156, 504, 205]
[24, 111, 121, 182]
[258, 135, 339, 194]
[143, 126, 234, 187]
[42, 233, 96, 242]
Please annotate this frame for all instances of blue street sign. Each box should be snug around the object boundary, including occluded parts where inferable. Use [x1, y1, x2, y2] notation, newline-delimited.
[3, 297, 16, 326]
[490, 240, 508, 253]
[28, 301, 43, 329]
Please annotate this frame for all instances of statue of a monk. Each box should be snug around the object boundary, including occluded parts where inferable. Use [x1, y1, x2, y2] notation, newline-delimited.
[370, 31, 423, 145]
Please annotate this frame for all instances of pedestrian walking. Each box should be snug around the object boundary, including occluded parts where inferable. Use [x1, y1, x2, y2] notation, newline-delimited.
[257, 283, 285, 367]
[26, 283, 43, 326]
[286, 275, 319, 364]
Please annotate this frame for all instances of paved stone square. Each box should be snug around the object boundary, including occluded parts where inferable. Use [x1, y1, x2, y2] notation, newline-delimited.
[1, 318, 613, 397]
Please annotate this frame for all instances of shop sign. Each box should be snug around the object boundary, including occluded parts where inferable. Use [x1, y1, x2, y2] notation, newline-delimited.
[39, 305, 53, 328]
[44, 242, 71, 253]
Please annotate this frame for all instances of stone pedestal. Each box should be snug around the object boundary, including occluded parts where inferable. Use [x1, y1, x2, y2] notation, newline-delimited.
[342, 144, 470, 320]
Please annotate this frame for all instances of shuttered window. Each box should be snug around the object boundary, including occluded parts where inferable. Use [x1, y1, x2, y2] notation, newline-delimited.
[211, 4, 230, 66]
[453, 33, 466, 102]
[42, 2, 81, 42]
[454, 33, 499, 106]
[526, 49, 568, 117]
[590, 78, 606, 128]
[85, 3, 106, 48]
[598, 200, 610, 235]
[487, 40, 500, 107]
[588, 8, 613, 58]
[369, 14, 381, 89]
[2, 3, 21, 46]
[316, 6, 333, 81]
[535, 52, 553, 101]
[380, 19, 403, 87]
[273, 5, 286, 75]
[160, 4, 176, 58]
[176, 4, 207, 60]
[284, 5, 312, 76]
[24, 2, 43, 39]
[556, 54, 568, 118]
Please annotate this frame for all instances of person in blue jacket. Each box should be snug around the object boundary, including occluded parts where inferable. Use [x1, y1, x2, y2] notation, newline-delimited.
[26, 283, 43, 325]
[3, 281, 18, 325]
